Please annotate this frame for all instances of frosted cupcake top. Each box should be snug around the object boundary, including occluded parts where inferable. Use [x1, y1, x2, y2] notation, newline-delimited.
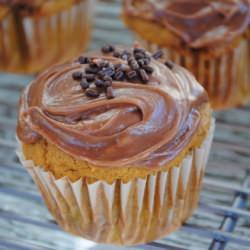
[124, 0, 250, 49]
[17, 45, 210, 169]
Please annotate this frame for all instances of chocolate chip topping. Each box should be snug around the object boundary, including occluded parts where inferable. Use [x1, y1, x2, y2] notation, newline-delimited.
[106, 86, 114, 99]
[114, 70, 124, 81]
[85, 88, 100, 98]
[85, 67, 99, 74]
[127, 70, 137, 80]
[72, 71, 83, 81]
[95, 79, 105, 88]
[101, 45, 115, 54]
[78, 56, 90, 64]
[152, 50, 164, 60]
[113, 51, 121, 58]
[128, 58, 140, 70]
[72, 45, 168, 99]
[85, 74, 95, 82]
[139, 69, 149, 83]
[80, 79, 89, 90]
[143, 65, 154, 74]
[164, 60, 174, 70]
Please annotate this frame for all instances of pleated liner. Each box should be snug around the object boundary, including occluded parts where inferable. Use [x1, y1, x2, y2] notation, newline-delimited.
[137, 36, 250, 110]
[17, 121, 215, 246]
[0, 0, 94, 73]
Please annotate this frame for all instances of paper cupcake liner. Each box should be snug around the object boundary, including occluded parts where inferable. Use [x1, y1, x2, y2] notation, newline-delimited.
[0, 10, 19, 71]
[137, 36, 250, 110]
[0, 0, 94, 73]
[247, 31, 250, 84]
[17, 120, 215, 246]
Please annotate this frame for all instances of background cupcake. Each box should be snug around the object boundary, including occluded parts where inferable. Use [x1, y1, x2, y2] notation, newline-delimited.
[0, 0, 95, 74]
[123, 0, 250, 110]
[17, 45, 214, 245]
[0, 2, 20, 72]
[247, 23, 250, 83]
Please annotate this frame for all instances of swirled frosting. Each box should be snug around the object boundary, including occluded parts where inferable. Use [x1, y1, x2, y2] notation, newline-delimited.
[0, 0, 44, 7]
[124, 0, 250, 49]
[17, 46, 209, 168]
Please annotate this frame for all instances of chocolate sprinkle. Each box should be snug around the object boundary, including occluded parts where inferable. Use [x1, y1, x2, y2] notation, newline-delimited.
[134, 52, 145, 60]
[89, 61, 99, 68]
[85, 74, 95, 82]
[80, 79, 90, 89]
[120, 64, 130, 72]
[121, 54, 129, 61]
[99, 68, 115, 78]
[133, 48, 145, 54]
[127, 70, 137, 80]
[103, 80, 112, 88]
[164, 60, 174, 70]
[85, 67, 99, 74]
[78, 56, 89, 64]
[106, 86, 114, 99]
[152, 50, 164, 60]
[103, 75, 112, 82]
[113, 51, 121, 58]
[137, 59, 145, 67]
[143, 65, 154, 74]
[102, 45, 115, 53]
[128, 58, 139, 70]
[139, 69, 149, 83]
[114, 70, 124, 81]
[72, 71, 83, 81]
[121, 50, 132, 60]
[86, 88, 100, 98]
[95, 79, 105, 88]
[144, 57, 151, 65]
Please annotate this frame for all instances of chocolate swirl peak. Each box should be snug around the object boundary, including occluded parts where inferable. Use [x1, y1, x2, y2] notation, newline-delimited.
[124, 0, 250, 49]
[17, 45, 209, 168]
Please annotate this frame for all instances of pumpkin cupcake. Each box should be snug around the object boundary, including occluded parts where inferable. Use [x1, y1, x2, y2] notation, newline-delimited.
[17, 45, 214, 245]
[247, 25, 250, 83]
[0, 0, 94, 74]
[123, 0, 250, 109]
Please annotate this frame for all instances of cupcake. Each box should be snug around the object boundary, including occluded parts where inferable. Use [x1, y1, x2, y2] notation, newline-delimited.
[247, 24, 250, 81]
[17, 45, 214, 245]
[0, 0, 94, 74]
[123, 0, 250, 110]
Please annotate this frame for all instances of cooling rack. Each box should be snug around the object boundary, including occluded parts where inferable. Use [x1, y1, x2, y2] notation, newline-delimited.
[0, 1, 250, 249]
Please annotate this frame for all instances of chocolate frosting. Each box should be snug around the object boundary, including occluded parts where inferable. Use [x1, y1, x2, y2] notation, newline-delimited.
[0, 0, 44, 7]
[17, 47, 208, 169]
[124, 0, 250, 49]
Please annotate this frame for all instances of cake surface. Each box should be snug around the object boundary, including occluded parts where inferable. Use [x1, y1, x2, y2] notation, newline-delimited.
[17, 45, 211, 182]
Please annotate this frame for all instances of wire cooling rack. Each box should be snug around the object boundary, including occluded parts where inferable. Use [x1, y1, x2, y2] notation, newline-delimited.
[0, 1, 250, 249]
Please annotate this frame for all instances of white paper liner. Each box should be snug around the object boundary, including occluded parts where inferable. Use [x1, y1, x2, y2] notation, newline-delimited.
[0, 0, 94, 73]
[248, 35, 250, 86]
[17, 120, 215, 246]
[136, 35, 250, 109]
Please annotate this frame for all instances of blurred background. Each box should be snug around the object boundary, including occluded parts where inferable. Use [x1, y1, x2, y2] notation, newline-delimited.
[0, 1, 250, 249]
